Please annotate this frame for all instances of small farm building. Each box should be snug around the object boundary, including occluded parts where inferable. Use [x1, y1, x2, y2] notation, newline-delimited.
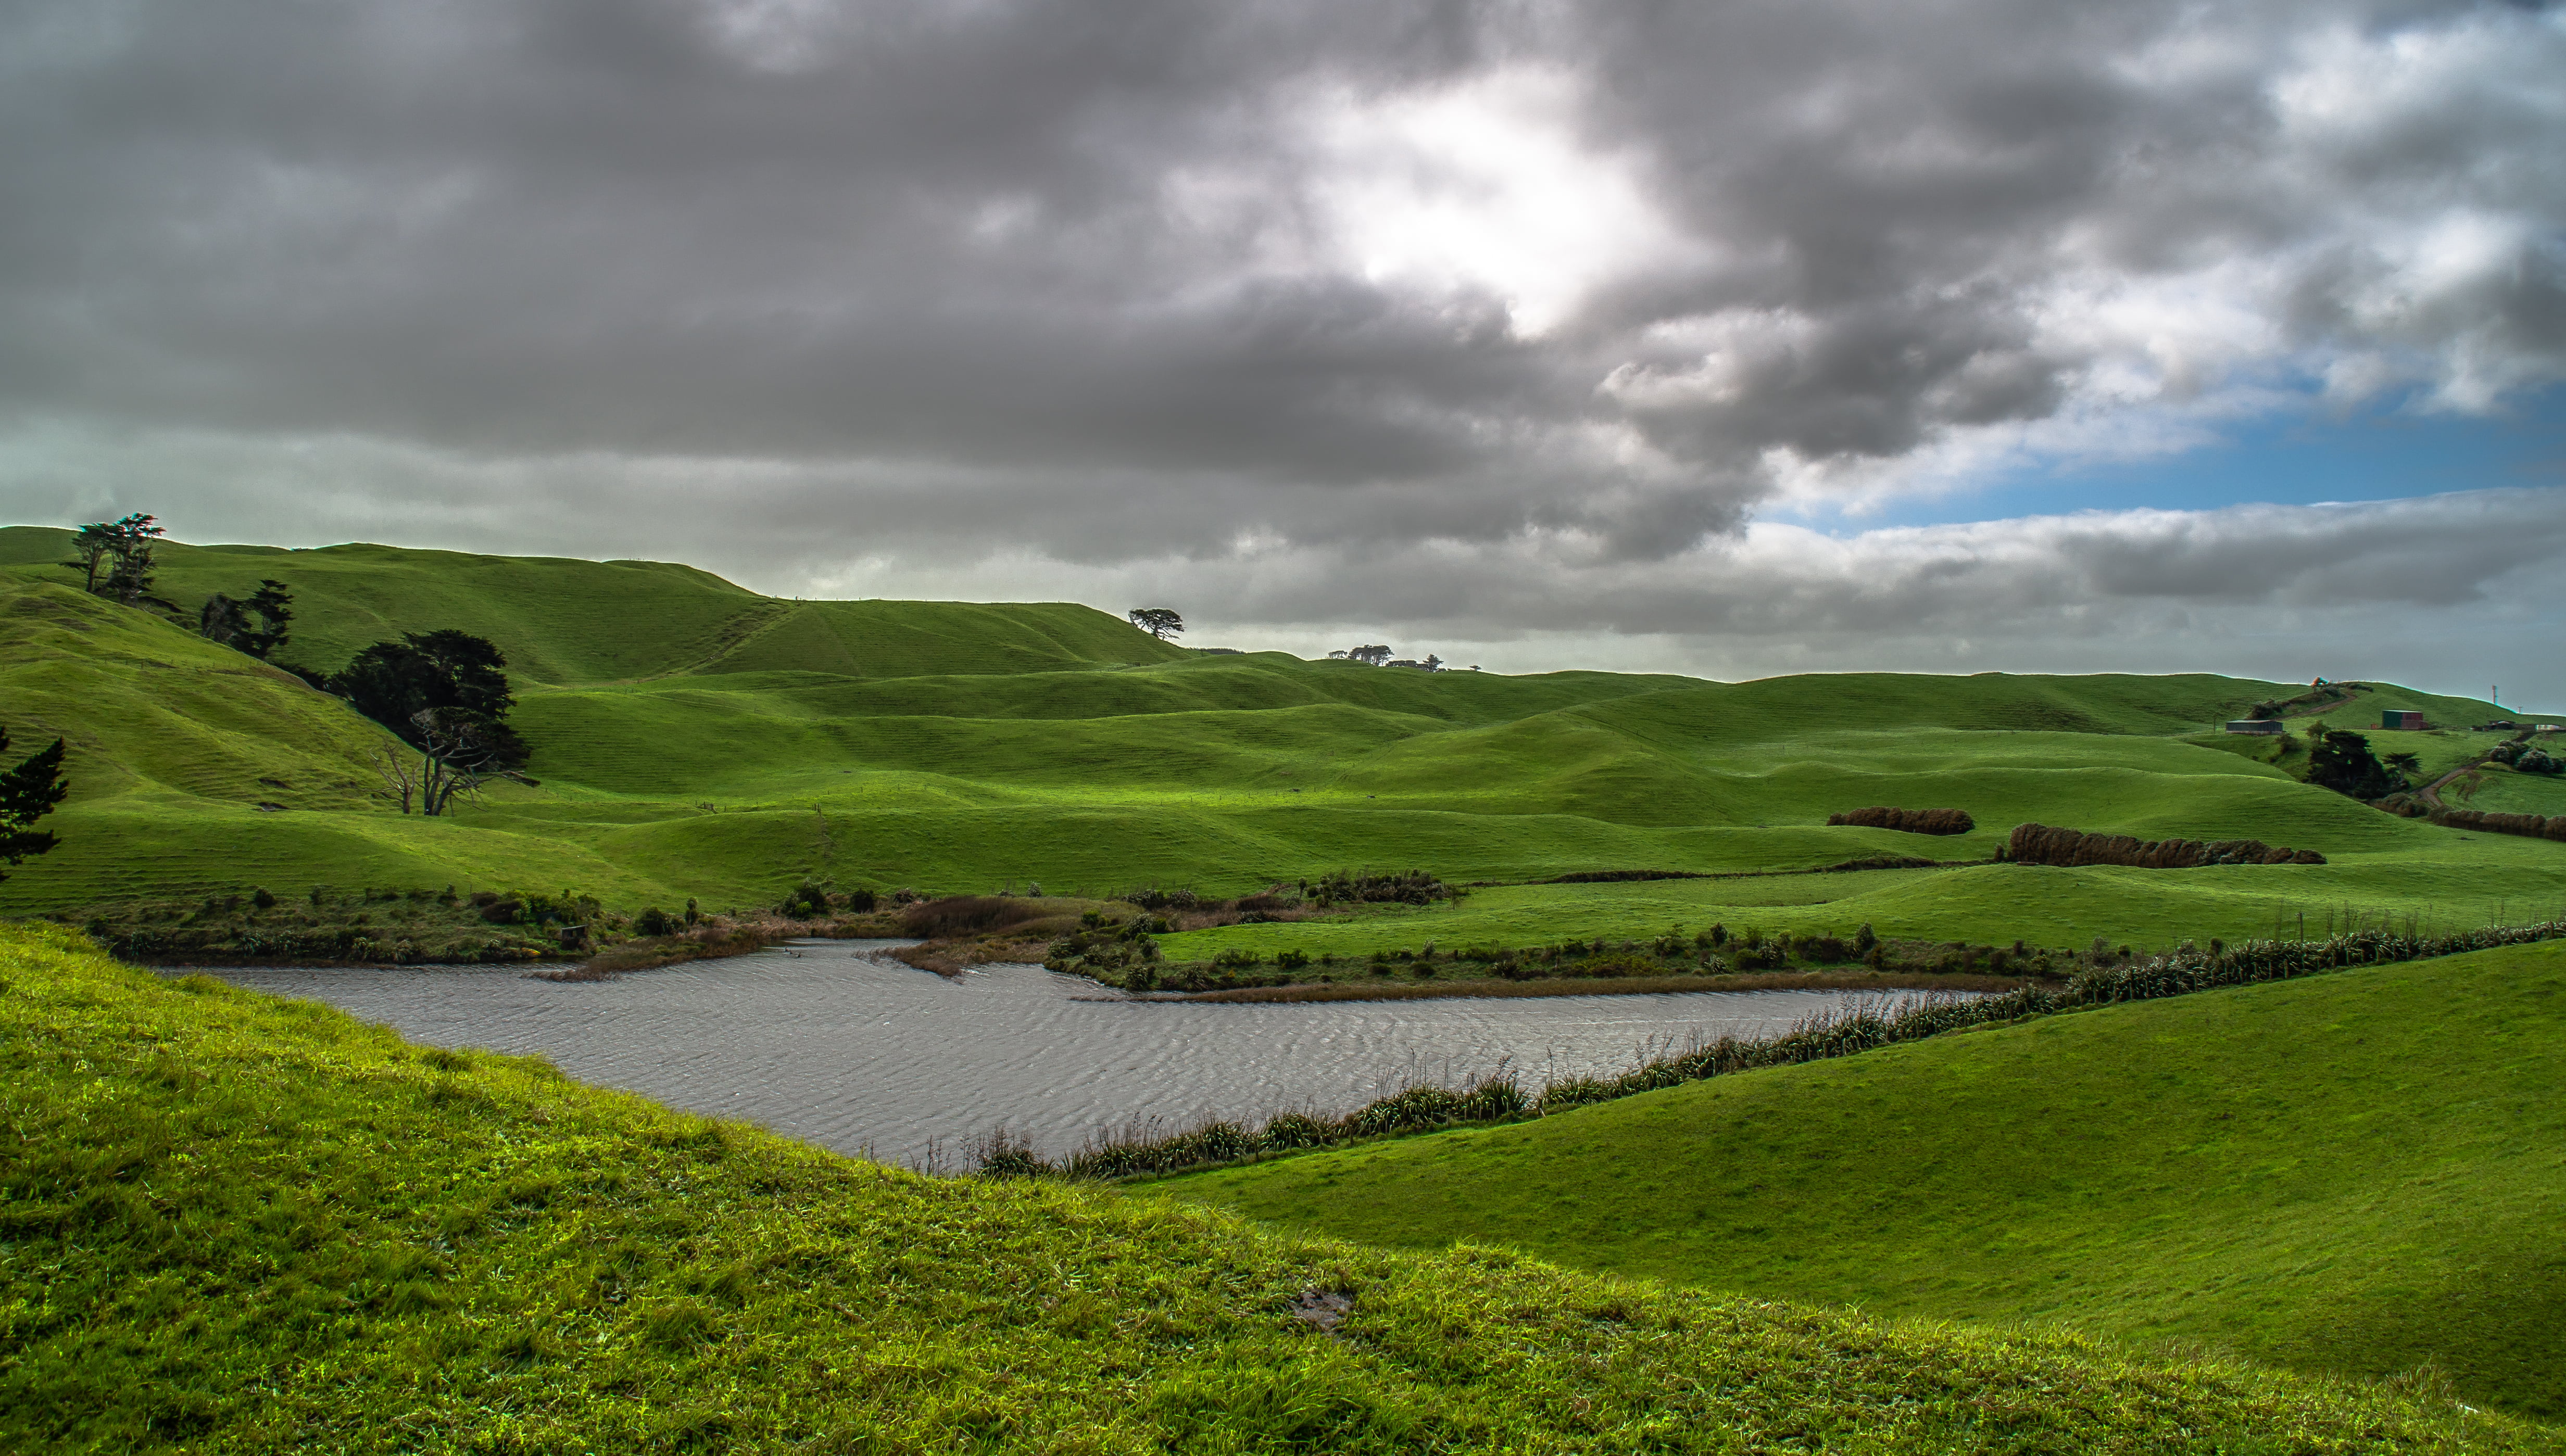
[2224, 719, 2286, 735]
[2381, 710, 2426, 730]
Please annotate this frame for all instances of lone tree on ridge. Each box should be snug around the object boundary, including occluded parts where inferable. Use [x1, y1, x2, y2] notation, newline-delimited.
[65, 513, 167, 605]
[1128, 607, 1184, 640]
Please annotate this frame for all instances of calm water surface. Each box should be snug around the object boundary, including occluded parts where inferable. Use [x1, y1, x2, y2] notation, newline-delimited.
[202, 940, 1934, 1164]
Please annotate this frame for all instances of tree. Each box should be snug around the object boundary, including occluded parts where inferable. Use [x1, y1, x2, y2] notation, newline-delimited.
[66, 523, 118, 594]
[334, 630, 517, 732]
[410, 707, 527, 816]
[2307, 729, 2398, 799]
[245, 580, 294, 659]
[2384, 750, 2422, 777]
[205, 580, 295, 658]
[1347, 644, 1392, 665]
[1128, 607, 1184, 640]
[68, 513, 168, 605]
[333, 631, 527, 816]
[0, 727, 69, 883]
[200, 593, 250, 649]
[365, 742, 421, 815]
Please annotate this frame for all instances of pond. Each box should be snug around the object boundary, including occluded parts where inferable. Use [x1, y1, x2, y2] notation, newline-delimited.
[199, 940, 1950, 1166]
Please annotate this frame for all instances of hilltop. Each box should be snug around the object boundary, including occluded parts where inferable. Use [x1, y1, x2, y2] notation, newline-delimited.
[4, 528, 2561, 956]
[1164, 938, 2566, 1420]
[1, 922, 2535, 1452]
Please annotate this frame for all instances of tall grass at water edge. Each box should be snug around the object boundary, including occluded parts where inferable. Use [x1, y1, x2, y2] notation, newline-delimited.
[984, 916, 2566, 1181]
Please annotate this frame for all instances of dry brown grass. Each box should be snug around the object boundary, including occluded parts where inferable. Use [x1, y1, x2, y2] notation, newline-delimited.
[887, 936, 1057, 977]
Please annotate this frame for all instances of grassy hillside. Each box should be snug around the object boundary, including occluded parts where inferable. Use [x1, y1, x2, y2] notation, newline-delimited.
[1, 923, 2535, 1452]
[0, 525, 1188, 685]
[6, 527, 2560, 952]
[1165, 939, 2566, 1419]
[0, 580, 688, 908]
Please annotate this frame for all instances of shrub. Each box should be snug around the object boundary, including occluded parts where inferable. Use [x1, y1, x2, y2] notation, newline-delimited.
[1212, 948, 1261, 969]
[1303, 869, 1454, 907]
[1274, 948, 1311, 970]
[778, 882, 833, 920]
[635, 906, 674, 937]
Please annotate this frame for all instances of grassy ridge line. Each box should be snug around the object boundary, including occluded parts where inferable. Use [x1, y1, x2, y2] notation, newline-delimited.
[1169, 938, 2566, 1421]
[1, 926, 2513, 1453]
[0, 526, 1188, 685]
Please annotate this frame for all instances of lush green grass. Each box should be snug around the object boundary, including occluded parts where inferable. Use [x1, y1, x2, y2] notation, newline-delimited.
[2, 923, 2538, 1452]
[1163, 939, 2566, 1420]
[7, 529, 2563, 953]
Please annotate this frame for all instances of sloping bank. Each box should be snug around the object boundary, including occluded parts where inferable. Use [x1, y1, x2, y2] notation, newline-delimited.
[1021, 918, 2565, 1181]
[1, 923, 2522, 1452]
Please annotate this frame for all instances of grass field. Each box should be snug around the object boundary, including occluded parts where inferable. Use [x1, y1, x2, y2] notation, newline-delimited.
[1163, 939, 2566, 1420]
[4, 921, 2542, 1452]
[5, 525, 2562, 956]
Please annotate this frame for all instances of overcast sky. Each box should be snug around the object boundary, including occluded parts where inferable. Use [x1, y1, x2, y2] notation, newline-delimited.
[5, 0, 2563, 701]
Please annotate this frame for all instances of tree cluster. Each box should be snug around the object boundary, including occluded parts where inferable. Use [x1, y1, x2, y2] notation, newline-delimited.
[65, 513, 169, 607]
[2489, 739, 2562, 776]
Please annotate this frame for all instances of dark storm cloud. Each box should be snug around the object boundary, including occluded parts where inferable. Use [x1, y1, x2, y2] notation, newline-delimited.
[2, 0, 2563, 688]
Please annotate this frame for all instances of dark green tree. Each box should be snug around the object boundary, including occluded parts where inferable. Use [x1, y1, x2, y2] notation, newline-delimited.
[334, 631, 528, 816]
[205, 580, 296, 659]
[333, 630, 518, 738]
[1127, 607, 1184, 640]
[2307, 729, 2398, 799]
[244, 580, 294, 659]
[0, 727, 69, 882]
[199, 593, 249, 648]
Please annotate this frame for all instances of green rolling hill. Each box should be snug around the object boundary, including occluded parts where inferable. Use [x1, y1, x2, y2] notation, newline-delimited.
[4, 526, 2560, 952]
[1163, 939, 2566, 1419]
[3, 921, 2539, 1452]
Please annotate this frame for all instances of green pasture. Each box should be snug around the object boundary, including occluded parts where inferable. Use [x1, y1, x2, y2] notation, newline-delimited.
[4, 528, 2560, 949]
[1165, 938, 2566, 1420]
[11, 923, 2521, 1452]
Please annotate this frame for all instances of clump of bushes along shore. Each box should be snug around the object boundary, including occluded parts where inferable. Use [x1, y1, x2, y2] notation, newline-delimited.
[1105, 921, 2063, 995]
[1826, 806, 1974, 835]
[985, 916, 2566, 1181]
[51, 885, 600, 965]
